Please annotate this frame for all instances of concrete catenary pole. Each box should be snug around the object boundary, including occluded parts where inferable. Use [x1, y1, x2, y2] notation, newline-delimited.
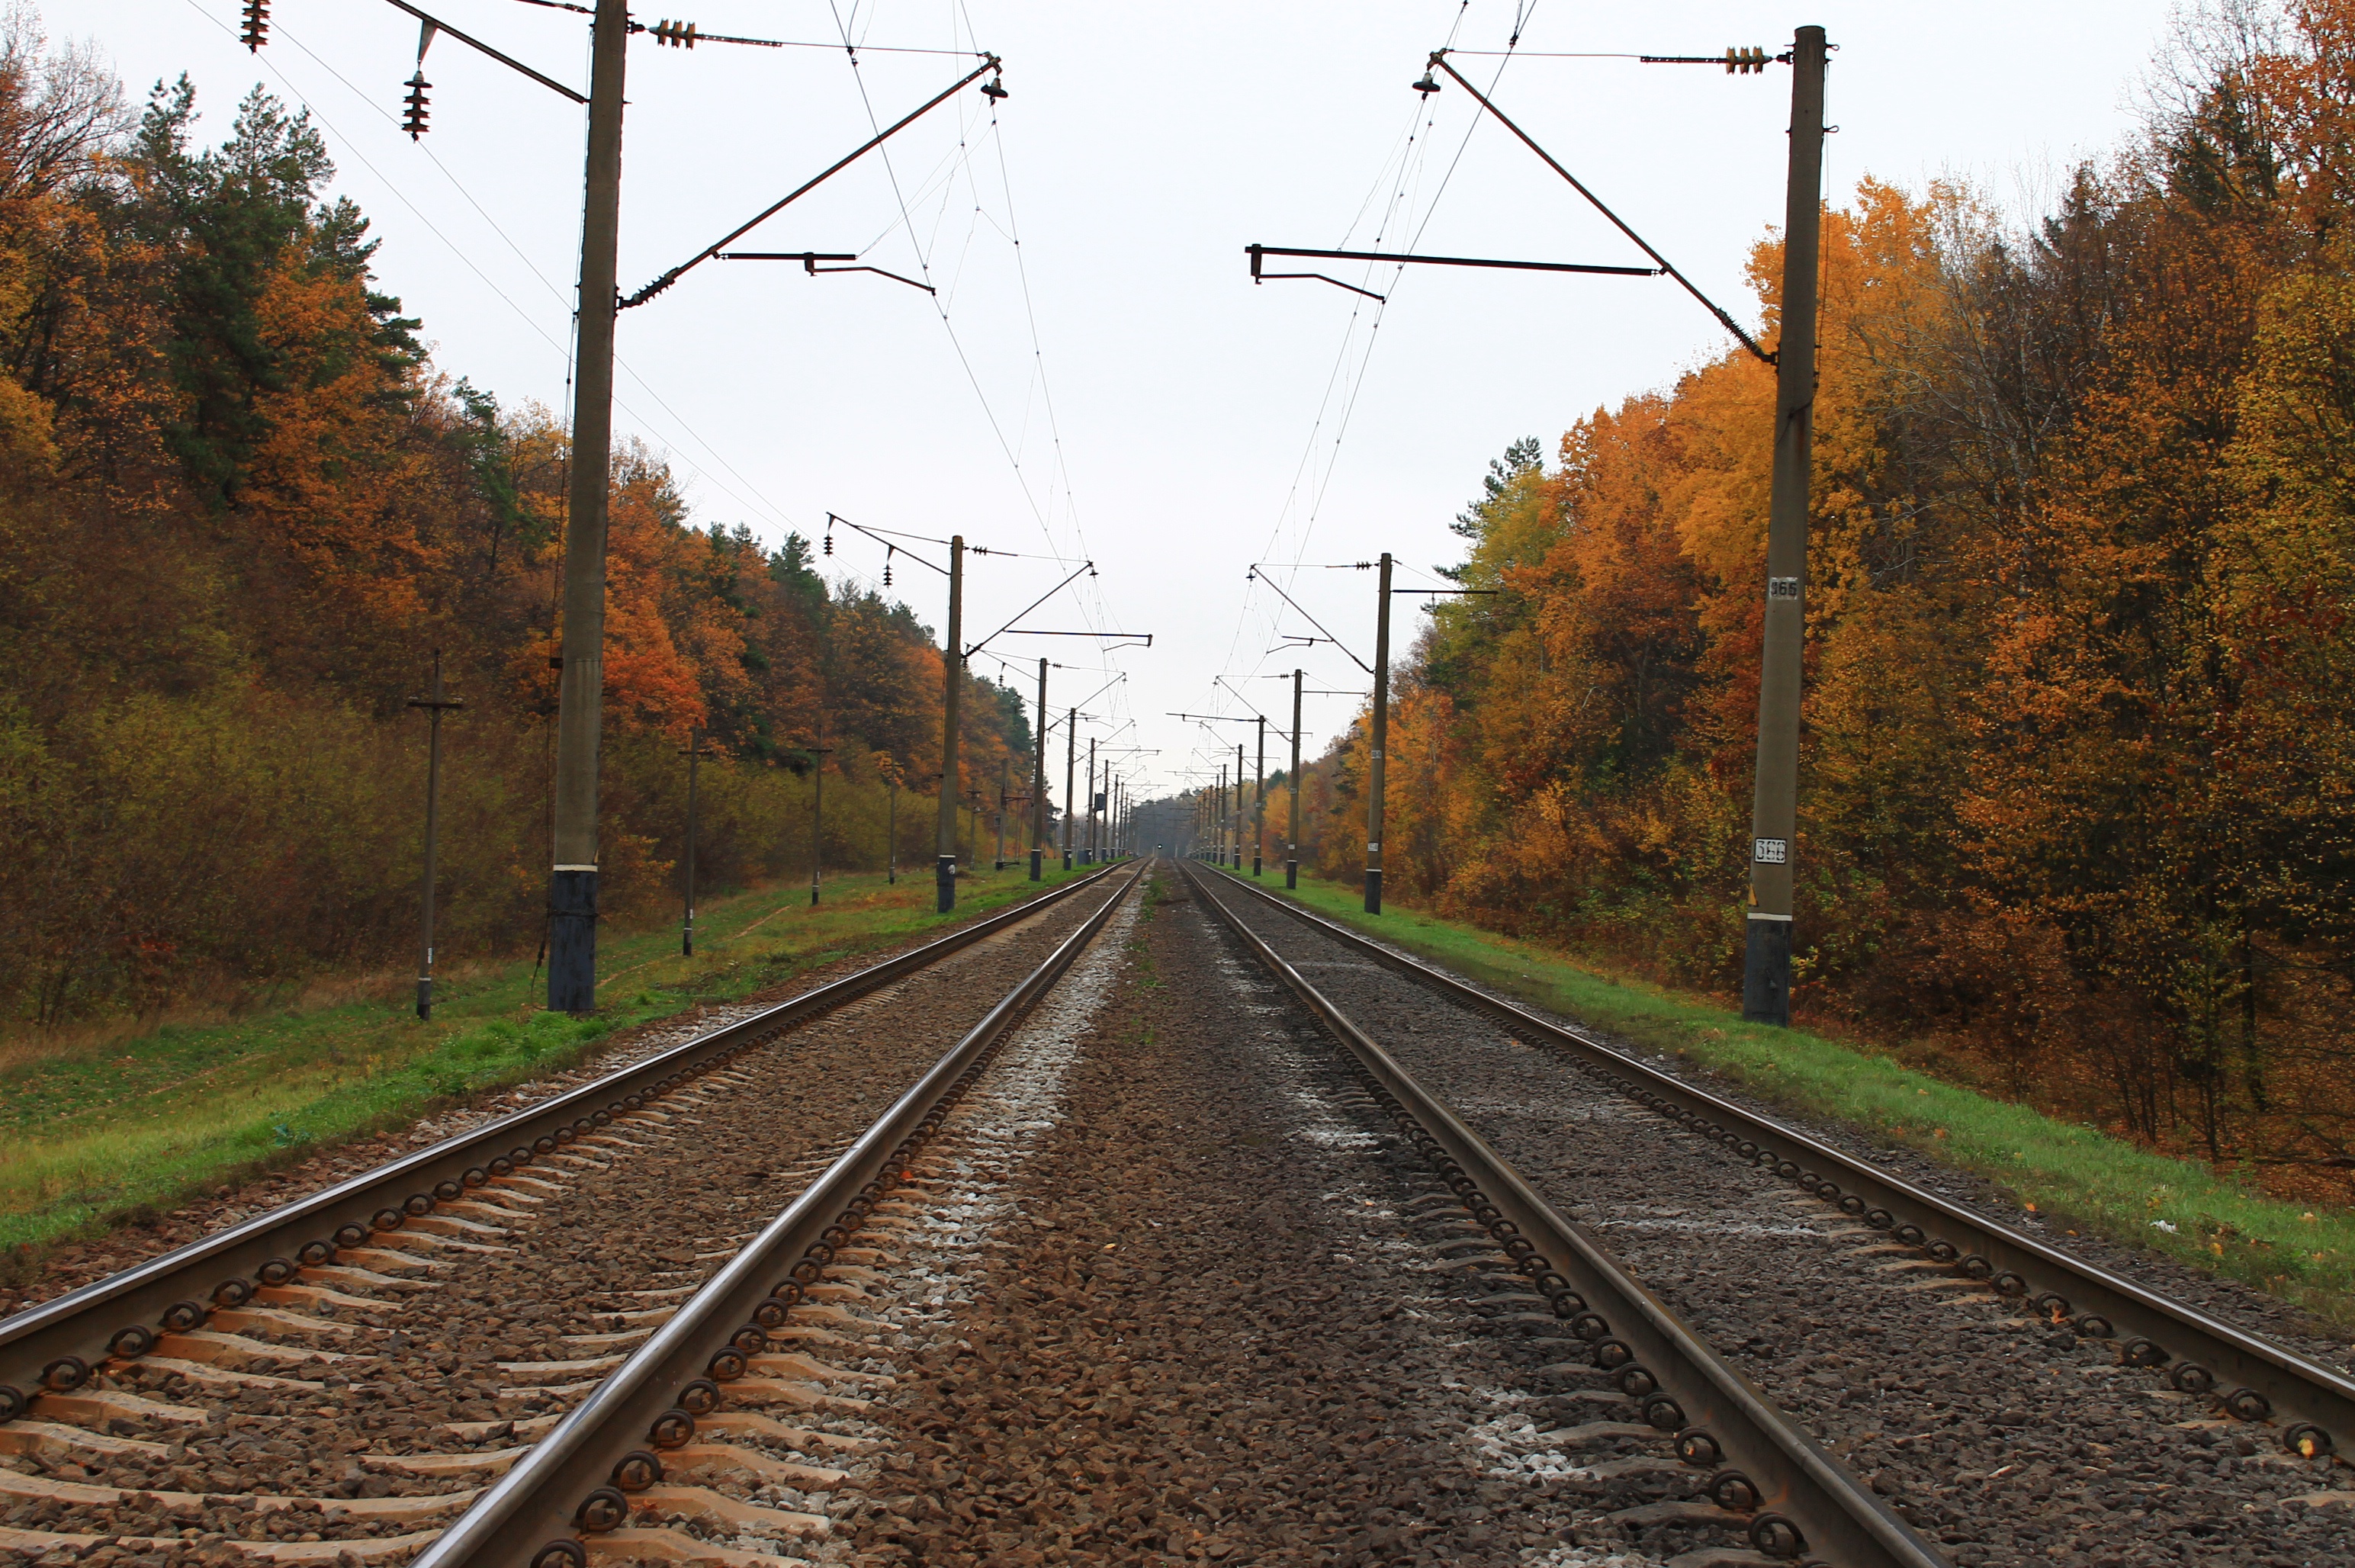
[680, 725, 714, 953]
[545, 0, 630, 1014]
[1365, 551, 1393, 914]
[1062, 705, 1077, 869]
[1742, 27, 1829, 1027]
[995, 756, 1008, 871]
[1030, 657, 1049, 881]
[1084, 739, 1097, 864]
[1253, 715, 1266, 876]
[1287, 668, 1303, 889]
[936, 535, 964, 913]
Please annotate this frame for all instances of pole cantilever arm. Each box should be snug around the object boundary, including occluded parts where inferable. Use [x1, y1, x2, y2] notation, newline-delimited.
[1248, 565, 1372, 673]
[1426, 50, 1774, 366]
[622, 55, 1002, 307]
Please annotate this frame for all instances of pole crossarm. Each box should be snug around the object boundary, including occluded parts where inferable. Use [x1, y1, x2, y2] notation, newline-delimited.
[1248, 566, 1371, 673]
[1426, 51, 1775, 366]
[381, 0, 586, 101]
[1248, 243, 1657, 288]
[622, 55, 1003, 307]
[962, 564, 1096, 660]
[719, 252, 937, 294]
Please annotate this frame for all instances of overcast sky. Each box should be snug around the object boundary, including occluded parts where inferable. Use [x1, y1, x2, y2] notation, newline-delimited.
[76, 0, 2185, 805]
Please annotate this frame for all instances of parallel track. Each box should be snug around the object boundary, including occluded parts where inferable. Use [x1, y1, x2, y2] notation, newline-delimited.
[1190, 862, 2355, 1471]
[0, 864, 1131, 1564]
[1182, 860, 1941, 1568]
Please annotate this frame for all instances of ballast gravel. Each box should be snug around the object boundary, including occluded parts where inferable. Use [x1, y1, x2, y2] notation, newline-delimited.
[1200, 874, 2355, 1568]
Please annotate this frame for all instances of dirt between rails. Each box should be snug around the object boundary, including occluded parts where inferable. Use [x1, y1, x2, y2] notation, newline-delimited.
[1202, 879, 2355, 1568]
[0, 883, 1123, 1566]
[1, 881, 1110, 1321]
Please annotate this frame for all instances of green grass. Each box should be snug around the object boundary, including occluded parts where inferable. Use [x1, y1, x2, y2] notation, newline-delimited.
[0, 862, 1098, 1264]
[1241, 868, 2355, 1331]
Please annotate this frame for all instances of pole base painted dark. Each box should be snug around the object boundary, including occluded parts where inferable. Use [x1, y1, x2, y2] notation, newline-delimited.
[936, 855, 956, 914]
[1063, 853, 1072, 870]
[1286, 859, 1297, 889]
[548, 869, 598, 1014]
[1364, 868, 1383, 915]
[1029, 849, 1043, 882]
[416, 978, 432, 1020]
[1743, 917, 1792, 1025]
[682, 924, 692, 957]
[1252, 854, 1261, 876]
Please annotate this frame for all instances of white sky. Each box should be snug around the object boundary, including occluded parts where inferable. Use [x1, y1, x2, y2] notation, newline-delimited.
[74, 0, 2183, 804]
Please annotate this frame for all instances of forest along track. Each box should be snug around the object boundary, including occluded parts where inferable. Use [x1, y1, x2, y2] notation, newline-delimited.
[0, 866, 1133, 1568]
[1187, 864, 2355, 1568]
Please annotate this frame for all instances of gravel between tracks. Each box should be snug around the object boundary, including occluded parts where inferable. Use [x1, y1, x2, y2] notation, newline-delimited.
[778, 871, 1686, 1568]
[0, 879, 1125, 1567]
[1201, 872, 2355, 1568]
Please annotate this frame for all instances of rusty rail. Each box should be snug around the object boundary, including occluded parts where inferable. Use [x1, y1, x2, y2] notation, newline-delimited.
[415, 859, 1145, 1568]
[0, 862, 1126, 1417]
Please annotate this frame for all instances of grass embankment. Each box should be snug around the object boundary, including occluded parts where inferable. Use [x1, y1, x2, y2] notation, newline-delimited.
[1242, 869, 2355, 1329]
[0, 863, 1098, 1263]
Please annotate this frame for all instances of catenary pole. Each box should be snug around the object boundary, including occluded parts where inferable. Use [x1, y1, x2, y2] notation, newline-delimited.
[1085, 739, 1097, 863]
[936, 535, 964, 913]
[1062, 705, 1077, 869]
[546, 0, 629, 1014]
[886, 776, 896, 885]
[1253, 715, 1266, 876]
[1743, 27, 1828, 1027]
[1030, 658, 1049, 881]
[1366, 551, 1393, 914]
[1287, 668, 1303, 889]
[994, 757, 1007, 870]
[408, 650, 463, 1019]
[1232, 743, 1245, 869]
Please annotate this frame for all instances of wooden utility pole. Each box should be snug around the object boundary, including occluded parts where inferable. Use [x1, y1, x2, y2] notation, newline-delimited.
[1287, 668, 1303, 889]
[936, 535, 965, 913]
[546, 0, 629, 1014]
[809, 734, 833, 907]
[679, 726, 715, 953]
[1366, 551, 1393, 914]
[1743, 26, 1829, 1027]
[407, 651, 464, 1020]
[1030, 659, 1049, 880]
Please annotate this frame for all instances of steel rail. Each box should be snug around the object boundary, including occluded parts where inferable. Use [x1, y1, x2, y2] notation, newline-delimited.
[0, 863, 1124, 1416]
[417, 859, 1147, 1568]
[1182, 863, 1938, 1566]
[1196, 864, 2355, 1468]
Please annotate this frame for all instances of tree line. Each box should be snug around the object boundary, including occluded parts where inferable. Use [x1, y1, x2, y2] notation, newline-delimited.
[0, 18, 1032, 1027]
[1267, 2, 2355, 1189]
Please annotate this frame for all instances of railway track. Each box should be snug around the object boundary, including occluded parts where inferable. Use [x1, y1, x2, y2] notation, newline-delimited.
[1183, 860, 2355, 1567]
[8, 857, 2347, 1568]
[0, 863, 1138, 1568]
